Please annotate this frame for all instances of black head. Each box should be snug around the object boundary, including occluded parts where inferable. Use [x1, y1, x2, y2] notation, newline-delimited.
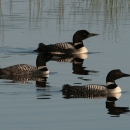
[34, 43, 45, 52]
[73, 30, 99, 43]
[106, 69, 130, 82]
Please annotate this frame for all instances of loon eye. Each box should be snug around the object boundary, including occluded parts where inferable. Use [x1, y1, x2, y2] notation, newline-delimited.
[83, 33, 86, 35]
[116, 72, 119, 75]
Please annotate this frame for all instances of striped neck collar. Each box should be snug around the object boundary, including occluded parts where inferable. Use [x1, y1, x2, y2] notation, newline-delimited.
[74, 42, 84, 49]
[106, 82, 115, 85]
[37, 66, 47, 71]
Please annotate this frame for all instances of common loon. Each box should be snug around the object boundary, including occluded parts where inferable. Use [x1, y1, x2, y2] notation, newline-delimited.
[0, 53, 50, 76]
[34, 30, 99, 54]
[62, 69, 130, 94]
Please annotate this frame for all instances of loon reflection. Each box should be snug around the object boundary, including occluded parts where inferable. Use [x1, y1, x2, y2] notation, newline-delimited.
[0, 74, 48, 84]
[0, 53, 50, 84]
[106, 95, 130, 117]
[49, 53, 98, 76]
[62, 84, 130, 116]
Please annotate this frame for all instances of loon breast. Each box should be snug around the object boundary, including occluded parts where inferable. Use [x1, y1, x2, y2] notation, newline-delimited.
[107, 86, 121, 93]
[77, 47, 88, 54]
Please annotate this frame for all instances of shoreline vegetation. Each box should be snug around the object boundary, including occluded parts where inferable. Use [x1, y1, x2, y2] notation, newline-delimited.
[0, 0, 130, 43]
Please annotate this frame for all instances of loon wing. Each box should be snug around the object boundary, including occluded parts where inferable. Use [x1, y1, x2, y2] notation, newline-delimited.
[62, 84, 110, 98]
[46, 42, 75, 54]
[62, 84, 107, 93]
[85, 84, 107, 91]
[0, 64, 36, 75]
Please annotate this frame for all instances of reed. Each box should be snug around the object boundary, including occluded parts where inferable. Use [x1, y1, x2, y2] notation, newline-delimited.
[0, 0, 130, 43]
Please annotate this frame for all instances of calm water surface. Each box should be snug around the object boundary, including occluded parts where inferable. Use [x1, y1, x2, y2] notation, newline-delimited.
[0, 0, 130, 130]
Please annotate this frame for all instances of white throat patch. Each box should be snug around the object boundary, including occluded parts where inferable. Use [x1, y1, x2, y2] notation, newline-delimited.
[106, 82, 115, 85]
[74, 42, 82, 46]
[37, 66, 46, 70]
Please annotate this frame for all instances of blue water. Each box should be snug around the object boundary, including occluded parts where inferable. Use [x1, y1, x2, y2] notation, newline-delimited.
[0, 0, 130, 130]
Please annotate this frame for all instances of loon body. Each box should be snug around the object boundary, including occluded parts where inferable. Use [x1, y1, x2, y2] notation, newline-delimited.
[62, 69, 130, 94]
[0, 53, 50, 76]
[0, 64, 48, 75]
[34, 30, 99, 54]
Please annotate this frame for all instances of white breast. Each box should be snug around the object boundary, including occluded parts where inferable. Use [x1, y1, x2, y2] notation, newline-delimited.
[77, 47, 88, 54]
[108, 86, 122, 93]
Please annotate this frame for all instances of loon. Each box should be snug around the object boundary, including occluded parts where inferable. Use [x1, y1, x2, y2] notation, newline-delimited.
[0, 53, 50, 76]
[34, 30, 99, 54]
[62, 69, 130, 94]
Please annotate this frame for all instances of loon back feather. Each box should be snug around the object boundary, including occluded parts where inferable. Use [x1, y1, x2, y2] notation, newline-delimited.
[40, 42, 75, 54]
[62, 84, 108, 94]
[0, 53, 50, 76]
[0, 64, 38, 75]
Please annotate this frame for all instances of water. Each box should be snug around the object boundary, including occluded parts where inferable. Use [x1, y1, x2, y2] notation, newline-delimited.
[0, 0, 130, 130]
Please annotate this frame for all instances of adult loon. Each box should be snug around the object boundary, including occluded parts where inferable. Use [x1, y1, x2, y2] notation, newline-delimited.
[62, 69, 130, 94]
[34, 30, 99, 54]
[0, 53, 50, 76]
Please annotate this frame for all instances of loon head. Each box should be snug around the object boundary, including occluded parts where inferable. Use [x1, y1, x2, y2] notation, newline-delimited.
[34, 43, 45, 52]
[106, 69, 130, 84]
[73, 30, 99, 43]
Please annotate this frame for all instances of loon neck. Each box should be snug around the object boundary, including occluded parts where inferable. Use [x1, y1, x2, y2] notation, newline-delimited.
[36, 53, 48, 71]
[37, 66, 48, 71]
[73, 42, 84, 49]
[106, 81, 115, 86]
[106, 81, 119, 90]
